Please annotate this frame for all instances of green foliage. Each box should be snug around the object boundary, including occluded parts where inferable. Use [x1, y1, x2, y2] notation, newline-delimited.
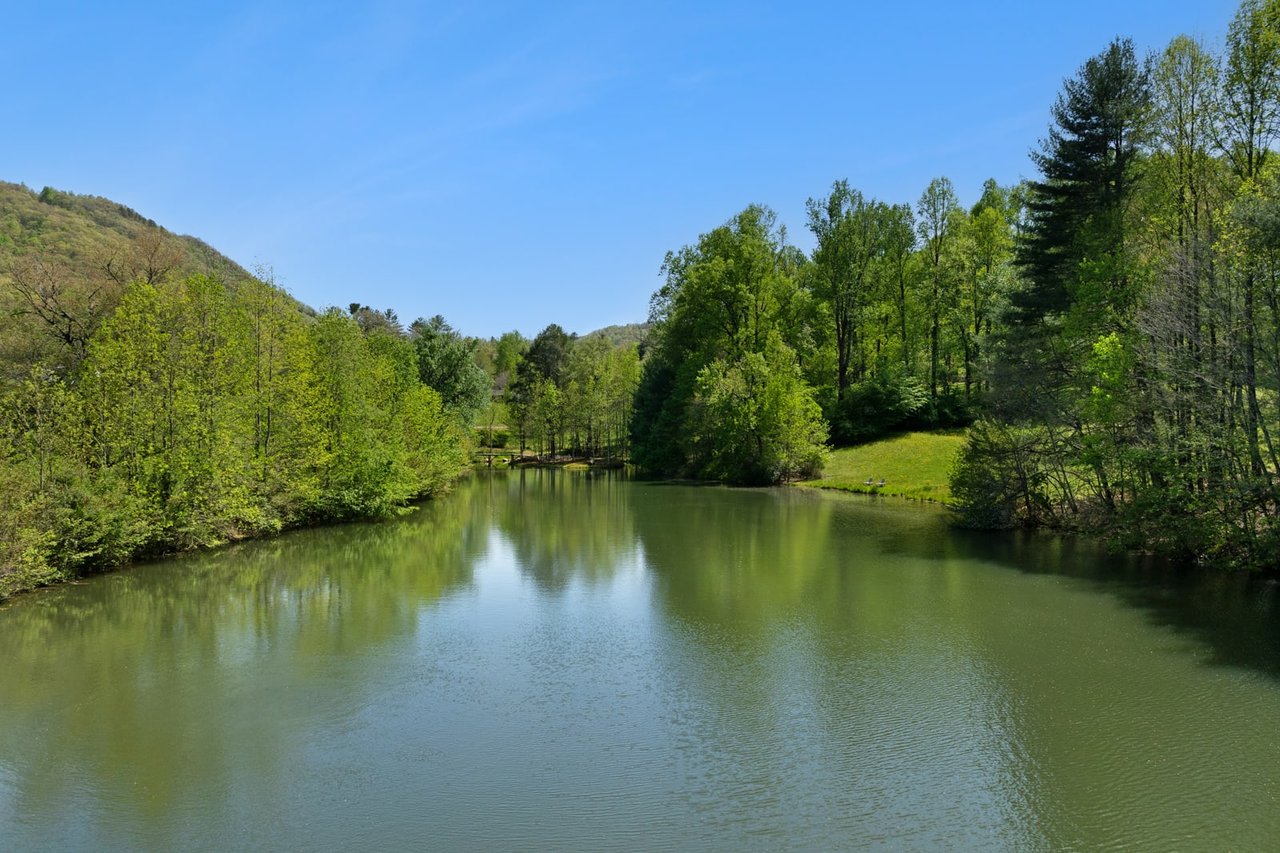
[917, 176, 965, 400]
[0, 275, 470, 599]
[560, 334, 640, 458]
[806, 181, 888, 398]
[950, 421, 1052, 528]
[0, 460, 65, 598]
[1015, 38, 1150, 325]
[581, 322, 649, 348]
[632, 206, 826, 484]
[475, 427, 509, 448]
[920, 391, 976, 430]
[956, 9, 1280, 569]
[42, 468, 156, 569]
[411, 314, 491, 423]
[690, 336, 827, 484]
[828, 369, 930, 444]
[522, 323, 573, 386]
[505, 322, 638, 459]
[0, 181, 256, 377]
[957, 38, 1155, 539]
[629, 354, 690, 474]
[77, 276, 264, 545]
[1221, 0, 1280, 182]
[493, 330, 527, 378]
[398, 384, 469, 497]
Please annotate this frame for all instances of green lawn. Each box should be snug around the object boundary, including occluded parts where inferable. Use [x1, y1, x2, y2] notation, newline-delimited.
[799, 430, 968, 504]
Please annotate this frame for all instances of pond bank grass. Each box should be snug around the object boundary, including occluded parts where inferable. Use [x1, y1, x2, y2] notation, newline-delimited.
[799, 430, 967, 505]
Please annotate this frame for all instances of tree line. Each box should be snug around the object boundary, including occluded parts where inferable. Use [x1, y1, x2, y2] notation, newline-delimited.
[0, 271, 476, 598]
[952, 0, 1280, 569]
[629, 175, 1021, 482]
[500, 324, 641, 461]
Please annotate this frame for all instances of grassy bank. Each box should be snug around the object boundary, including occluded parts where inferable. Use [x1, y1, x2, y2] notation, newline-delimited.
[799, 430, 967, 504]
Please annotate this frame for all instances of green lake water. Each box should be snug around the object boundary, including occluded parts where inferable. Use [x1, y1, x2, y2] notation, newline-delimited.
[0, 470, 1277, 850]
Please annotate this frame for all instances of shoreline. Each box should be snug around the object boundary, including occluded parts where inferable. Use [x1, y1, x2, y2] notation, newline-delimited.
[0, 481, 464, 606]
[794, 480, 956, 506]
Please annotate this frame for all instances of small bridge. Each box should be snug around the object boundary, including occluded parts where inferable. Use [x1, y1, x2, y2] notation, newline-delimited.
[473, 450, 522, 466]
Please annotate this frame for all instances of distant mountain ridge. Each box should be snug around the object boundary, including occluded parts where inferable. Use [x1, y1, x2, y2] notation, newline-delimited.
[1, 182, 251, 280]
[0, 181, 287, 374]
[581, 322, 648, 348]
[0, 181, 648, 375]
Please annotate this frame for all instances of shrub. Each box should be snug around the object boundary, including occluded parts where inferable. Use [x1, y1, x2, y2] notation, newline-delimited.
[950, 420, 1050, 528]
[475, 427, 509, 448]
[829, 370, 929, 444]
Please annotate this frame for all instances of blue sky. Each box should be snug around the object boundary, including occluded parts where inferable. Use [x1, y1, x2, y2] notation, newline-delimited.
[5, 1, 1239, 339]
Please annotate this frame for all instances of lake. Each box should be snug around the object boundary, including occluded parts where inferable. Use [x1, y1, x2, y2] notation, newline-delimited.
[1, 469, 1277, 850]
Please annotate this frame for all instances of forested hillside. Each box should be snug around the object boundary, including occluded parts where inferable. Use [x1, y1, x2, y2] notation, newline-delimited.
[0, 186, 470, 598]
[583, 322, 649, 349]
[0, 182, 271, 374]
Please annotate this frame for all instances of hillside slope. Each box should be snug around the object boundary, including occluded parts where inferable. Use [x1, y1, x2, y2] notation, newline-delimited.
[581, 322, 648, 348]
[0, 182, 472, 600]
[0, 182, 266, 374]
